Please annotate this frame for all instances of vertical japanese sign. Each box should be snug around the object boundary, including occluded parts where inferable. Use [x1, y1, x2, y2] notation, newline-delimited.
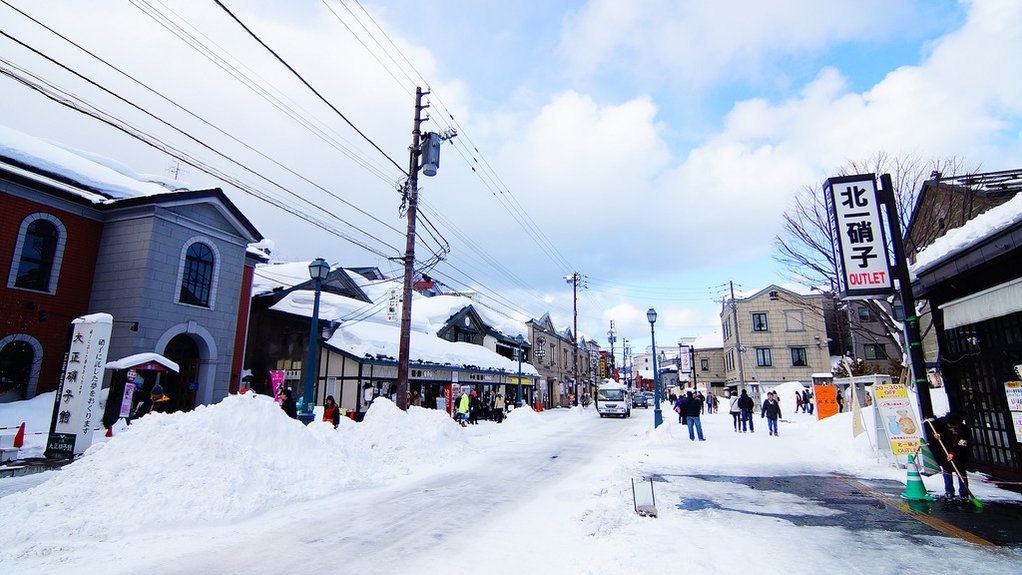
[47, 313, 113, 458]
[873, 382, 924, 463]
[824, 174, 894, 299]
[119, 368, 137, 418]
[386, 288, 401, 322]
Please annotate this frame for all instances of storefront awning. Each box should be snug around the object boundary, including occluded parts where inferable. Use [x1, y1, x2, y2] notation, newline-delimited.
[940, 277, 1022, 330]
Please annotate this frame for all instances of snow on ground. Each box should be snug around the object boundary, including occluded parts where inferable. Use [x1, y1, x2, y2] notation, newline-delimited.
[1, 389, 1020, 573]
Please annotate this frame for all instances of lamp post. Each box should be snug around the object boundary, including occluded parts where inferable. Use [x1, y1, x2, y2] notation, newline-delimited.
[515, 334, 525, 408]
[647, 308, 662, 428]
[301, 258, 330, 425]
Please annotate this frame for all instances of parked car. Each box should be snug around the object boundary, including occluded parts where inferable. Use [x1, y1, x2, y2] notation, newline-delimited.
[632, 392, 648, 408]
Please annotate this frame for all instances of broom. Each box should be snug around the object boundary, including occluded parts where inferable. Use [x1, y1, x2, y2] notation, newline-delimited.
[924, 418, 983, 509]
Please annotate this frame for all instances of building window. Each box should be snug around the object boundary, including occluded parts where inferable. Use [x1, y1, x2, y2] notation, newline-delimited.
[857, 306, 874, 322]
[700, 358, 709, 371]
[755, 348, 772, 367]
[8, 214, 67, 294]
[752, 312, 768, 332]
[790, 347, 808, 367]
[784, 310, 805, 332]
[864, 343, 887, 360]
[179, 242, 215, 307]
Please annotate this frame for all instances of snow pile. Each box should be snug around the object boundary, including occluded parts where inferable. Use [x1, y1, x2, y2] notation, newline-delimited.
[0, 393, 467, 550]
[911, 192, 1022, 277]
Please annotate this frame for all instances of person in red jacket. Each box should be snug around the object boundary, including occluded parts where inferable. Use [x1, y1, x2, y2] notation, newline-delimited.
[322, 395, 340, 428]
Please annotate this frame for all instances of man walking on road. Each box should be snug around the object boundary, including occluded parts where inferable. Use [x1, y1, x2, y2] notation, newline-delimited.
[682, 391, 705, 441]
[738, 389, 755, 433]
[761, 391, 782, 436]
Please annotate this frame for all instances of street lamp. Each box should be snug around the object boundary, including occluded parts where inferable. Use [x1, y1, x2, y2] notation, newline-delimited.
[301, 257, 330, 424]
[647, 308, 662, 428]
[515, 334, 525, 408]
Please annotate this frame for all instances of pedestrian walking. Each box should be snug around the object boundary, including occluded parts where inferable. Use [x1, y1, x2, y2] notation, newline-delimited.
[738, 389, 755, 433]
[795, 391, 803, 413]
[728, 392, 741, 431]
[803, 389, 814, 415]
[322, 395, 340, 427]
[697, 391, 706, 414]
[673, 394, 685, 424]
[837, 389, 845, 413]
[682, 391, 705, 441]
[761, 391, 782, 436]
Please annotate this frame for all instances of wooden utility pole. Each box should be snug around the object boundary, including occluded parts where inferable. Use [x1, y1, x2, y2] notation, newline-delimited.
[396, 87, 428, 411]
[730, 280, 746, 391]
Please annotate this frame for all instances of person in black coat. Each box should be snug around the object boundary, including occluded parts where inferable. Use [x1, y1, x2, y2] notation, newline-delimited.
[761, 391, 782, 436]
[681, 391, 705, 441]
[280, 388, 298, 419]
[737, 389, 755, 433]
[134, 384, 174, 418]
[927, 411, 972, 499]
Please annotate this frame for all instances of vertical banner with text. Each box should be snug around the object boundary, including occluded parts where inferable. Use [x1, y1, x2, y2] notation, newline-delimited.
[824, 174, 894, 299]
[47, 313, 113, 458]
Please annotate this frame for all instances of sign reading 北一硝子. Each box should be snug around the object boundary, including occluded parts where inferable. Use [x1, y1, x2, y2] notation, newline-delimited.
[872, 383, 924, 464]
[46, 313, 113, 458]
[824, 174, 894, 300]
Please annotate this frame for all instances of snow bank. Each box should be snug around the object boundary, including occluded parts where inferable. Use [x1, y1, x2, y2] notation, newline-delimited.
[0, 393, 469, 551]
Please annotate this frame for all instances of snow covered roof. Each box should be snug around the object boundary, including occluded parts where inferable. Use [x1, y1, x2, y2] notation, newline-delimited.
[324, 320, 538, 375]
[910, 193, 1022, 278]
[0, 124, 190, 201]
[691, 331, 724, 349]
[105, 353, 179, 372]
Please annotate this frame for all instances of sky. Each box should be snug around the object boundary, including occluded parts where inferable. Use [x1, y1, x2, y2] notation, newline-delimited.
[2, 0, 1021, 352]
[2, 385, 1021, 573]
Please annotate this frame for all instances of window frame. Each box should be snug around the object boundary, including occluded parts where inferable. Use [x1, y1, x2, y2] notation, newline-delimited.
[755, 347, 772, 367]
[751, 312, 769, 332]
[864, 343, 888, 360]
[174, 237, 221, 309]
[7, 213, 68, 294]
[790, 347, 808, 367]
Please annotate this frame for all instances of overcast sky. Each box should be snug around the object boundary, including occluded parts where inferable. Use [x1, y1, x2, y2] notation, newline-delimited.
[3, 0, 1020, 352]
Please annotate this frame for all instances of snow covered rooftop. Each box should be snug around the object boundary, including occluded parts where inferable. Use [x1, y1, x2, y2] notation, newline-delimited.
[910, 192, 1022, 278]
[691, 331, 724, 349]
[0, 124, 191, 201]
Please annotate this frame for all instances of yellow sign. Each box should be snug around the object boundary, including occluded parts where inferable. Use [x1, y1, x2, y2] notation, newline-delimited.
[873, 383, 923, 461]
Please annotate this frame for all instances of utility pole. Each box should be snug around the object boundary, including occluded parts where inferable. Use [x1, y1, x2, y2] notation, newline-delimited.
[396, 87, 428, 411]
[730, 281, 746, 392]
[607, 320, 616, 381]
[565, 272, 582, 403]
[878, 173, 934, 420]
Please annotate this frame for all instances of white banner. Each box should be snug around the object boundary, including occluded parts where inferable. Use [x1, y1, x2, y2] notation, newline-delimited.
[53, 313, 113, 454]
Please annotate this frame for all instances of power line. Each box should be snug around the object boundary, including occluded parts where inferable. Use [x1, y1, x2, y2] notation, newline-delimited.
[211, 0, 406, 175]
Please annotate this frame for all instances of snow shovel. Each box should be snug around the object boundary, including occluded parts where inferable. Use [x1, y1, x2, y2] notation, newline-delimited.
[924, 419, 983, 509]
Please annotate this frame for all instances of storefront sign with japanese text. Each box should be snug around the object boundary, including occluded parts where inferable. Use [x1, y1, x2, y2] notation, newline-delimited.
[814, 385, 839, 420]
[824, 174, 894, 299]
[873, 383, 924, 460]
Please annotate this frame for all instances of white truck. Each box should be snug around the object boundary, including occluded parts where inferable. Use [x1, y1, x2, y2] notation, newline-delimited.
[596, 382, 631, 418]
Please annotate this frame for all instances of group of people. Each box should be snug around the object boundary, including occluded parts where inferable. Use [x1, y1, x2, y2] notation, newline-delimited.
[276, 389, 343, 428]
[793, 389, 815, 414]
[456, 389, 508, 427]
[724, 389, 782, 436]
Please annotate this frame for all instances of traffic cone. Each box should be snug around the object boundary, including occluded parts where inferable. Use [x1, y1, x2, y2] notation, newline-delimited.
[105, 426, 113, 438]
[13, 422, 25, 448]
[901, 454, 934, 501]
[348, 410, 355, 421]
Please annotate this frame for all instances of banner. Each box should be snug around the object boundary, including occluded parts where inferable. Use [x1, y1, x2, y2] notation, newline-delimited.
[872, 383, 924, 461]
[814, 385, 839, 420]
[119, 369, 137, 419]
[270, 370, 285, 404]
[1006, 381, 1022, 442]
[47, 313, 113, 457]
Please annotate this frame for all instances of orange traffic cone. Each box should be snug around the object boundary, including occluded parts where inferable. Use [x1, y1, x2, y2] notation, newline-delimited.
[348, 410, 355, 421]
[105, 426, 113, 438]
[13, 422, 25, 448]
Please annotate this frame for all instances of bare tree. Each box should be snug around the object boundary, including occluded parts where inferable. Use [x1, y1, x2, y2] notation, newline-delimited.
[773, 153, 972, 365]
